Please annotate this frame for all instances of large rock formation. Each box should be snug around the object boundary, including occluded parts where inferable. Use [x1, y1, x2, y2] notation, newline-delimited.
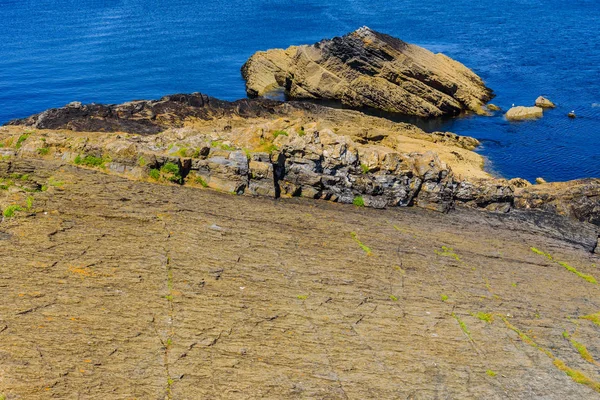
[242, 27, 493, 118]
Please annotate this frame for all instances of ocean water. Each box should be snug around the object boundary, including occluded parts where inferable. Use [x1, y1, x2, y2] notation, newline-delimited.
[1, 0, 599, 182]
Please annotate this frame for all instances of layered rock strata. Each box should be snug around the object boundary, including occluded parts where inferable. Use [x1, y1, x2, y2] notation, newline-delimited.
[242, 27, 493, 117]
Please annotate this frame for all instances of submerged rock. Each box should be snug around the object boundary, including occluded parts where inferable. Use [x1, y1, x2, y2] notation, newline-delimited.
[535, 96, 556, 108]
[505, 106, 544, 121]
[242, 27, 493, 118]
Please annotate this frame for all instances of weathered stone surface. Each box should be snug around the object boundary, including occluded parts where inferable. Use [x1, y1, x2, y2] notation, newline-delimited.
[6, 93, 318, 134]
[536, 96, 556, 108]
[242, 27, 493, 117]
[505, 106, 544, 121]
[509, 177, 532, 188]
[1, 158, 600, 399]
[515, 179, 600, 226]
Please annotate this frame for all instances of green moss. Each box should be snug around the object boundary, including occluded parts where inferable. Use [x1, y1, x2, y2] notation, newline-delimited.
[160, 162, 182, 183]
[48, 177, 64, 187]
[195, 176, 208, 187]
[15, 133, 30, 149]
[563, 332, 596, 364]
[273, 130, 288, 139]
[350, 232, 372, 255]
[26, 196, 34, 210]
[531, 247, 597, 284]
[3, 204, 23, 218]
[360, 163, 369, 174]
[486, 370, 497, 377]
[530, 247, 553, 260]
[297, 294, 308, 300]
[297, 128, 306, 137]
[138, 156, 147, 167]
[0, 178, 13, 190]
[149, 169, 160, 180]
[37, 147, 50, 155]
[435, 246, 461, 261]
[389, 295, 398, 301]
[475, 312, 494, 323]
[441, 294, 449, 302]
[74, 154, 107, 168]
[353, 196, 365, 207]
[580, 312, 600, 327]
[452, 313, 472, 339]
[177, 147, 188, 157]
[211, 140, 236, 151]
[553, 359, 600, 392]
[557, 261, 597, 284]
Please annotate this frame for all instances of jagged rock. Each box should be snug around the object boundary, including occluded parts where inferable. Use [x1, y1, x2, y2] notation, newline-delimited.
[248, 153, 276, 197]
[535, 96, 556, 108]
[454, 180, 514, 212]
[191, 150, 248, 194]
[509, 178, 532, 188]
[6, 93, 321, 134]
[536, 177, 548, 184]
[486, 104, 501, 111]
[505, 106, 544, 121]
[515, 179, 600, 225]
[242, 27, 493, 118]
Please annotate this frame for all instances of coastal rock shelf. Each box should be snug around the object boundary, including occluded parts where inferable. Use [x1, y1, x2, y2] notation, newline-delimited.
[242, 27, 494, 117]
[3, 93, 600, 244]
[2, 157, 599, 398]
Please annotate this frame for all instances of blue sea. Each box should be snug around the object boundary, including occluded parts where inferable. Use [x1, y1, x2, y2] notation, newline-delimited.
[1, 0, 599, 182]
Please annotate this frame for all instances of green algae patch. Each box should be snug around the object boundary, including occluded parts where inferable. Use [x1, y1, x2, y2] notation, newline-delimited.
[452, 313, 471, 339]
[563, 331, 597, 364]
[486, 370, 497, 377]
[557, 261, 597, 284]
[435, 246, 460, 261]
[580, 312, 600, 327]
[351, 232, 372, 255]
[503, 317, 600, 393]
[530, 247, 598, 285]
[353, 196, 365, 207]
[475, 312, 494, 323]
[553, 359, 600, 392]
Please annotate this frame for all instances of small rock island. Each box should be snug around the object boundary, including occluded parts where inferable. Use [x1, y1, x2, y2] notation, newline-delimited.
[242, 27, 493, 117]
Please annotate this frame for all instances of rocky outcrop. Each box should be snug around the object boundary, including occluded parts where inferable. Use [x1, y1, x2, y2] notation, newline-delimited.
[5, 93, 325, 134]
[242, 27, 493, 118]
[535, 96, 556, 108]
[4, 93, 600, 228]
[505, 106, 544, 121]
[515, 179, 600, 226]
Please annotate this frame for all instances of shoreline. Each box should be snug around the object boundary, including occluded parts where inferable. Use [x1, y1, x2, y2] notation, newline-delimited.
[2, 92, 600, 236]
